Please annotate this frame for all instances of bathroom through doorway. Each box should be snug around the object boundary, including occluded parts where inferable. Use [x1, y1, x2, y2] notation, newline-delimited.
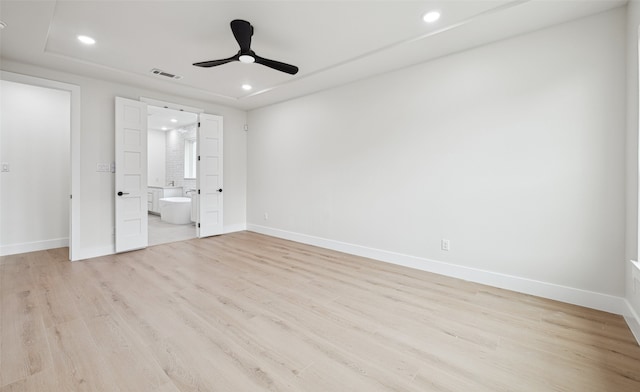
[147, 105, 198, 246]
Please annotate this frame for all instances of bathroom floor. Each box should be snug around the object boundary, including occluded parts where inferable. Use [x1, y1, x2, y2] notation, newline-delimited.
[148, 213, 196, 246]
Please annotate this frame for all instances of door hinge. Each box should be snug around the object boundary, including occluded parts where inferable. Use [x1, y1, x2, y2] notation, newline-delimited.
[70, 194, 72, 199]
[198, 122, 201, 127]
[198, 223, 201, 228]
[198, 189, 201, 194]
[198, 156, 200, 161]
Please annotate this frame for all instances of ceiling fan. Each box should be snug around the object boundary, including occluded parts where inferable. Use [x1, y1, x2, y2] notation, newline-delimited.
[193, 19, 299, 75]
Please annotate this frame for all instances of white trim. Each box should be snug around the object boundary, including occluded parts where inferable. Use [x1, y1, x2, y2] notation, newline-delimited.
[0, 238, 69, 256]
[70, 84, 81, 261]
[224, 223, 247, 234]
[0, 71, 81, 261]
[629, 26, 640, 347]
[636, 25, 640, 280]
[625, 300, 640, 345]
[248, 224, 628, 316]
[140, 97, 204, 113]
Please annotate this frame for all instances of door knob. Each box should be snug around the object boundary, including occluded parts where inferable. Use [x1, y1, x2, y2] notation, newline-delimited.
[217, 189, 223, 193]
[117, 191, 129, 196]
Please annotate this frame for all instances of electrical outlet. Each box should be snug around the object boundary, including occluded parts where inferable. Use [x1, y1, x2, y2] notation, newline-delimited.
[441, 239, 450, 251]
[1, 162, 9, 172]
[264, 212, 269, 221]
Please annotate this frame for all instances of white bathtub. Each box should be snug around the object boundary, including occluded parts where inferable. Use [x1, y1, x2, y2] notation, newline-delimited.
[159, 197, 192, 225]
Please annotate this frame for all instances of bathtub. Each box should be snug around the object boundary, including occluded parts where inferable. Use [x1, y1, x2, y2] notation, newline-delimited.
[159, 197, 192, 225]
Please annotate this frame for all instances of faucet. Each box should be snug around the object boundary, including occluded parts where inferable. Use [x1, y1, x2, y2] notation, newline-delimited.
[168, 180, 175, 187]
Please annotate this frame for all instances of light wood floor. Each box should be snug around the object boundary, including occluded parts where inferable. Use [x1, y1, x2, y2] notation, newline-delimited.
[1, 232, 639, 391]
[148, 214, 196, 247]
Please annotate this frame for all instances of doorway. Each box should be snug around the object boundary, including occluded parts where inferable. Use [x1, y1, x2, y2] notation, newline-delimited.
[147, 105, 198, 246]
[115, 97, 224, 253]
[0, 74, 80, 260]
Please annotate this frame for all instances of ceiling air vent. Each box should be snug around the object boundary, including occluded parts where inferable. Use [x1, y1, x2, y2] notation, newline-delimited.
[150, 68, 183, 80]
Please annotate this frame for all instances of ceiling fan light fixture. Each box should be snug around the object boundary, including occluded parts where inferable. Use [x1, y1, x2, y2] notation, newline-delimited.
[193, 19, 299, 75]
[239, 54, 255, 64]
[423, 11, 441, 23]
[77, 35, 96, 45]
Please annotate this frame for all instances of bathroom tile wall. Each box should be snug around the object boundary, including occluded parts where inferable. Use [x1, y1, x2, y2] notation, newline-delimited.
[166, 123, 197, 195]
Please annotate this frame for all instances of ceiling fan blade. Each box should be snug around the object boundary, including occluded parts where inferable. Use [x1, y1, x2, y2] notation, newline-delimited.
[230, 19, 253, 53]
[192, 55, 239, 68]
[254, 55, 299, 75]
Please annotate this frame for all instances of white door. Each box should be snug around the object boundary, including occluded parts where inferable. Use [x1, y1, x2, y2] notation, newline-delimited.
[197, 113, 223, 238]
[115, 97, 148, 252]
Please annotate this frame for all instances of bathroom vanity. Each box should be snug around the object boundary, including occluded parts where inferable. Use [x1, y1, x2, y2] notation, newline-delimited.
[148, 186, 182, 214]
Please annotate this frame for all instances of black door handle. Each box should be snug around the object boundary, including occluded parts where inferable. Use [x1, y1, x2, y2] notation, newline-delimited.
[217, 189, 223, 193]
[117, 191, 129, 196]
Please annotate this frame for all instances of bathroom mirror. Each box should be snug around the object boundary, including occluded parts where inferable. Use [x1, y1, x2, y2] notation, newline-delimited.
[184, 138, 197, 179]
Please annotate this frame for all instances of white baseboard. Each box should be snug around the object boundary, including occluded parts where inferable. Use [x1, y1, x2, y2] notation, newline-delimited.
[0, 238, 69, 256]
[247, 224, 628, 317]
[224, 223, 247, 234]
[625, 300, 640, 345]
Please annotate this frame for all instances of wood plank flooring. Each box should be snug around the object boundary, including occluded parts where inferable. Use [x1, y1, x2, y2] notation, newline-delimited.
[1, 231, 639, 391]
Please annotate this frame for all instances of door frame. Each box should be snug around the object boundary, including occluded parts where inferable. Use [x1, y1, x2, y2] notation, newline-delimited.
[114, 97, 224, 252]
[0, 71, 81, 261]
[140, 97, 203, 115]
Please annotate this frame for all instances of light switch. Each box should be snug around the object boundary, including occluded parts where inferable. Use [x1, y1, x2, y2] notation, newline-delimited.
[1, 162, 9, 172]
[96, 163, 112, 172]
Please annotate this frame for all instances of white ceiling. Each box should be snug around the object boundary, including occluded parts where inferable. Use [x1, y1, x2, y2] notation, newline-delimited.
[0, 0, 627, 110]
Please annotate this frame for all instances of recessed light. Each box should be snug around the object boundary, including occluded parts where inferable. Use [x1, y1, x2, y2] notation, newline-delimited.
[170, 118, 177, 123]
[423, 11, 441, 23]
[0, 21, 7, 30]
[239, 55, 255, 64]
[242, 84, 252, 91]
[77, 35, 96, 45]
[161, 127, 168, 131]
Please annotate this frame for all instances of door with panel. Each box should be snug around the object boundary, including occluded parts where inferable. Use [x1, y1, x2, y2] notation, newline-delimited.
[197, 113, 223, 238]
[115, 97, 148, 252]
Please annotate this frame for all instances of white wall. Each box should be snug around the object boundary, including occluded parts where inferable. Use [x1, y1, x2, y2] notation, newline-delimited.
[0, 60, 247, 259]
[626, 0, 640, 338]
[0, 80, 70, 254]
[147, 129, 166, 187]
[248, 9, 626, 303]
